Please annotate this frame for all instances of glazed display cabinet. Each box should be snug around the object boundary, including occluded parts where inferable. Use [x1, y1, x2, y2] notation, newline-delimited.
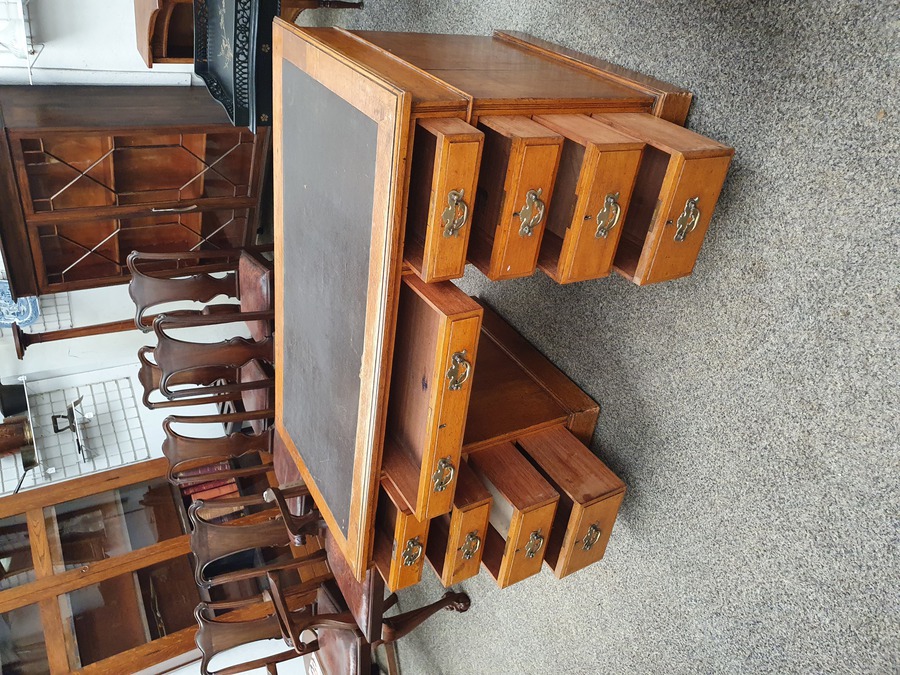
[0, 86, 270, 298]
[0, 459, 198, 675]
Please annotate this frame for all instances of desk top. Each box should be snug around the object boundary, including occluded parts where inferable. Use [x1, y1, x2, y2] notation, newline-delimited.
[273, 19, 410, 582]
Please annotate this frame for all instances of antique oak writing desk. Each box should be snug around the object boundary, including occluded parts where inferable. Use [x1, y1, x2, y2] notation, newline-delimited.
[273, 21, 731, 590]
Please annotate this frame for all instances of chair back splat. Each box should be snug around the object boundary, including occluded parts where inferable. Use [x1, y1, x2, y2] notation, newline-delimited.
[127, 250, 242, 331]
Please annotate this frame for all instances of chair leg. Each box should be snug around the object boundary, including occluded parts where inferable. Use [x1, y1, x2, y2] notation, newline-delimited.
[383, 593, 399, 612]
[382, 641, 400, 675]
[380, 592, 470, 644]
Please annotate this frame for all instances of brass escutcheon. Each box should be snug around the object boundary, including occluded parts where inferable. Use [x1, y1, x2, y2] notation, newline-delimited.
[674, 196, 700, 242]
[401, 537, 423, 566]
[524, 530, 545, 559]
[445, 351, 471, 391]
[517, 188, 546, 237]
[459, 531, 482, 560]
[594, 192, 621, 239]
[442, 189, 469, 237]
[431, 457, 456, 492]
[582, 523, 602, 551]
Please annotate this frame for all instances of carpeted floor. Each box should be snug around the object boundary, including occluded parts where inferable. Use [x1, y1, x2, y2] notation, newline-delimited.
[304, 2, 898, 672]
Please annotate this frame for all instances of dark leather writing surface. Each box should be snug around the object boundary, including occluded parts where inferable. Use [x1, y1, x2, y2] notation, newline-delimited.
[281, 62, 378, 537]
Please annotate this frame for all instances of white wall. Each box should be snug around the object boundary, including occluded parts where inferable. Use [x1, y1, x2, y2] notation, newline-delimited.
[0, 0, 194, 84]
[0, 283, 248, 383]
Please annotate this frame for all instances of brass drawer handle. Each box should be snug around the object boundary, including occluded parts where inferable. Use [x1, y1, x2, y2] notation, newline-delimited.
[431, 457, 456, 492]
[445, 350, 471, 391]
[442, 189, 469, 237]
[594, 192, 621, 239]
[673, 196, 700, 242]
[582, 523, 602, 551]
[151, 204, 198, 213]
[524, 530, 544, 559]
[459, 531, 481, 560]
[401, 537, 423, 566]
[517, 188, 545, 237]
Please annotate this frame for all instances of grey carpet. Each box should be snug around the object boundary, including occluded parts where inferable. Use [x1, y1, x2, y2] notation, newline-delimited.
[304, 2, 899, 672]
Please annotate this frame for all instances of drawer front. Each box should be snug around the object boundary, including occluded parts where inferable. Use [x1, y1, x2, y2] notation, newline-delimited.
[553, 146, 642, 284]
[375, 484, 430, 592]
[412, 118, 484, 282]
[638, 154, 732, 284]
[491, 142, 563, 279]
[389, 506, 429, 592]
[385, 277, 483, 521]
[421, 315, 482, 519]
[516, 425, 626, 578]
[532, 114, 644, 285]
[553, 491, 625, 578]
[470, 116, 563, 281]
[498, 502, 557, 587]
[427, 500, 491, 587]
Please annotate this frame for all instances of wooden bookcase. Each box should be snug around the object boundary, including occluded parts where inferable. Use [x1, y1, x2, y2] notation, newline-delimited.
[0, 459, 199, 675]
[0, 86, 270, 299]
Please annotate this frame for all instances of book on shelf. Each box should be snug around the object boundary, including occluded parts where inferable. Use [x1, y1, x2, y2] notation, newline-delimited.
[190, 482, 239, 503]
[182, 478, 234, 496]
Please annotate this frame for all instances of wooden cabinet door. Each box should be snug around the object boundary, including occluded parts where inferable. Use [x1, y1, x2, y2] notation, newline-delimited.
[0, 461, 198, 675]
[28, 207, 254, 293]
[11, 129, 259, 217]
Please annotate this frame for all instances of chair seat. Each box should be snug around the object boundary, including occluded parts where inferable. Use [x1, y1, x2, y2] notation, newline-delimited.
[315, 581, 373, 675]
[238, 251, 275, 342]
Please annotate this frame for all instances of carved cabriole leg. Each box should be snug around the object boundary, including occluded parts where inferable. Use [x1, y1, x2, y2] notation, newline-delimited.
[379, 591, 471, 644]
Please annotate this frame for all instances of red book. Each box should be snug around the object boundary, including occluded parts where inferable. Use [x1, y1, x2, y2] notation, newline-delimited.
[182, 478, 233, 496]
[191, 483, 239, 502]
[178, 460, 233, 479]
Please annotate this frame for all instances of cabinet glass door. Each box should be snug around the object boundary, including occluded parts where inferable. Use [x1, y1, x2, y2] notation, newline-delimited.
[0, 603, 51, 675]
[43, 479, 182, 574]
[32, 208, 252, 292]
[17, 131, 256, 215]
[58, 555, 196, 670]
[0, 514, 35, 591]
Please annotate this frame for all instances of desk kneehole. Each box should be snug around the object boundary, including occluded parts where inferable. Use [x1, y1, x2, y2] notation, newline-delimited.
[517, 426, 626, 579]
[467, 441, 559, 589]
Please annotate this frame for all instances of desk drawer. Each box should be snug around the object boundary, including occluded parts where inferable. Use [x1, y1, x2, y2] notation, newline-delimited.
[468, 116, 563, 280]
[383, 275, 483, 521]
[373, 479, 429, 592]
[517, 427, 625, 578]
[592, 113, 734, 285]
[468, 442, 558, 588]
[406, 118, 484, 282]
[533, 114, 643, 285]
[425, 461, 492, 587]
